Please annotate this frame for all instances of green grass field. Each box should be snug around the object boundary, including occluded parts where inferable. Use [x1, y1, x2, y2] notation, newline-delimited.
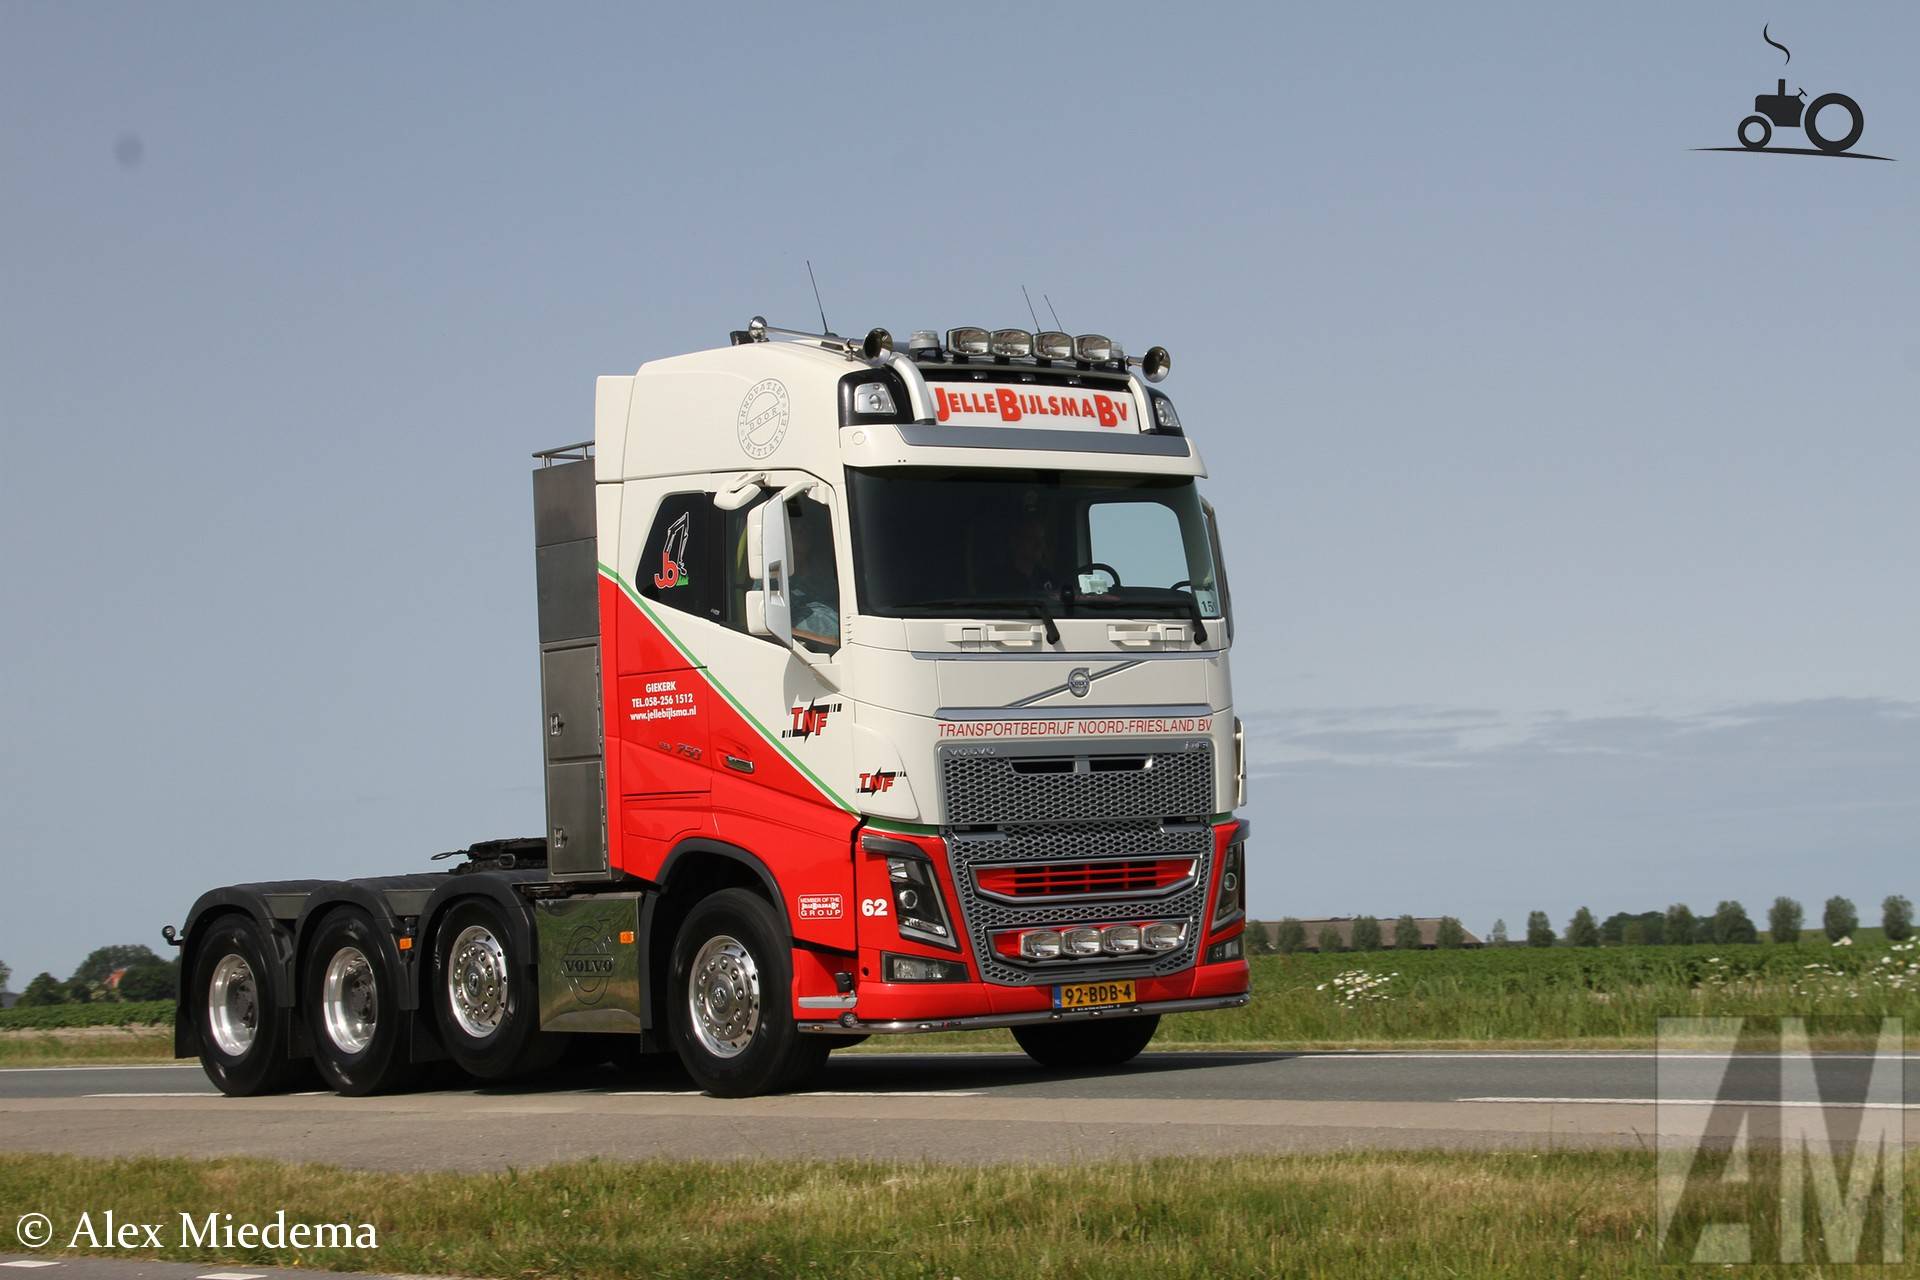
[1, 1150, 1909, 1279]
[0, 1000, 174, 1031]
[6, 938, 1913, 1066]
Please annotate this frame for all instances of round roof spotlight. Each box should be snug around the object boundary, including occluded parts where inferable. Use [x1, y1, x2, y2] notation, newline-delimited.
[861, 327, 894, 359]
[1034, 330, 1074, 360]
[1142, 345, 1172, 383]
[990, 328, 1033, 358]
[747, 316, 768, 341]
[1074, 333, 1115, 363]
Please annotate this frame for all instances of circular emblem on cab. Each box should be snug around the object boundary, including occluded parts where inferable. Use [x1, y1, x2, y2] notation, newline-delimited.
[737, 379, 791, 459]
[1067, 667, 1092, 698]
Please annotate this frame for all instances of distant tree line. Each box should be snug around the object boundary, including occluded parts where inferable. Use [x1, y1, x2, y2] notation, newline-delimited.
[6, 944, 181, 1007]
[1500, 894, 1910, 948]
[1249, 893, 1912, 955]
[1262, 913, 1470, 954]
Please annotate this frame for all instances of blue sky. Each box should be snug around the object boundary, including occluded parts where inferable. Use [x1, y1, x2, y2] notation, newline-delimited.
[2, 4, 1915, 980]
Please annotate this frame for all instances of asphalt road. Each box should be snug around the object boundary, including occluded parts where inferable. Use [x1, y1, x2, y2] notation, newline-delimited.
[1, 1051, 1912, 1169]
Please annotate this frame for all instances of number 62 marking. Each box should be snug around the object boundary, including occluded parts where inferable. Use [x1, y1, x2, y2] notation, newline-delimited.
[860, 897, 890, 917]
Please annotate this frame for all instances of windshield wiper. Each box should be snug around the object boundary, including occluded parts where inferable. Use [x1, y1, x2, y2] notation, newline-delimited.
[897, 595, 1061, 644]
[1062, 589, 1208, 644]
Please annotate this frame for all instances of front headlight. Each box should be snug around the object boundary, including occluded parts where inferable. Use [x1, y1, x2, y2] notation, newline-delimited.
[1212, 839, 1246, 929]
[888, 856, 959, 950]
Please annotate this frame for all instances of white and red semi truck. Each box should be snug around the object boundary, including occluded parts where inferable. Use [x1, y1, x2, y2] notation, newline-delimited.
[166, 320, 1251, 1097]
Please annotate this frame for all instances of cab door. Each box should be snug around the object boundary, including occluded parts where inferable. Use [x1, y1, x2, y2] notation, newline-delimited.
[698, 472, 859, 950]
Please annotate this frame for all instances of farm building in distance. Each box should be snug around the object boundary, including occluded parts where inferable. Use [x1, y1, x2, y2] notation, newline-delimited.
[1254, 918, 1485, 951]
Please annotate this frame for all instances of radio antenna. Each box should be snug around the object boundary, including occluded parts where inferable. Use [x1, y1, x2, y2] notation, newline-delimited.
[805, 260, 830, 334]
[1043, 293, 1064, 331]
[1021, 284, 1042, 331]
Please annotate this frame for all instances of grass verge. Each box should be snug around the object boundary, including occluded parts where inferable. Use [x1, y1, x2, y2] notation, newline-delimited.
[2, 1150, 1910, 1278]
[0, 1028, 174, 1068]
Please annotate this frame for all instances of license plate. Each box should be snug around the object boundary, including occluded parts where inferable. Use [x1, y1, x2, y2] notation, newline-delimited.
[1053, 980, 1136, 1010]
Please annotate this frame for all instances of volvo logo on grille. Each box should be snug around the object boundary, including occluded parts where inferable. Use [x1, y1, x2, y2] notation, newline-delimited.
[1067, 668, 1092, 698]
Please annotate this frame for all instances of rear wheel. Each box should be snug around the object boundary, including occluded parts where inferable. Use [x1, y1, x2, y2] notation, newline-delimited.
[1013, 1015, 1160, 1070]
[303, 909, 419, 1096]
[192, 915, 299, 1096]
[431, 897, 566, 1082]
[1804, 93, 1863, 154]
[669, 888, 827, 1096]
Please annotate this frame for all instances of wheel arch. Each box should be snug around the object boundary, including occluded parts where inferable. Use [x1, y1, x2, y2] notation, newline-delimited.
[173, 890, 298, 1060]
[642, 838, 791, 1033]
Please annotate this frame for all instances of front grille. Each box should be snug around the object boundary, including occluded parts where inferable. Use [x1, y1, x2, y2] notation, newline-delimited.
[949, 822, 1212, 984]
[941, 742, 1214, 826]
[937, 739, 1216, 987]
[973, 856, 1197, 902]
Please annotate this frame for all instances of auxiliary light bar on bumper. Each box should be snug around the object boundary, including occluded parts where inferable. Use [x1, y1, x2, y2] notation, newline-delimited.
[795, 992, 1250, 1036]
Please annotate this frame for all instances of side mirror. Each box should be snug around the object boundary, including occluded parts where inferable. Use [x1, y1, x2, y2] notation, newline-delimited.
[745, 495, 794, 646]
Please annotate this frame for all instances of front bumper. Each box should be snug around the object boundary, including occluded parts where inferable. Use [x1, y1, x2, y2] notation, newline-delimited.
[797, 991, 1250, 1035]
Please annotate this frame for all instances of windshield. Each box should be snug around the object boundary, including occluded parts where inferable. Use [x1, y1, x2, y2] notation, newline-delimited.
[846, 468, 1223, 621]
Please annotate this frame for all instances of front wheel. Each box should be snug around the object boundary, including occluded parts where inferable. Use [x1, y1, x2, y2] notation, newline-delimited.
[669, 888, 826, 1096]
[1737, 114, 1772, 150]
[1013, 1015, 1161, 1070]
[1804, 93, 1863, 153]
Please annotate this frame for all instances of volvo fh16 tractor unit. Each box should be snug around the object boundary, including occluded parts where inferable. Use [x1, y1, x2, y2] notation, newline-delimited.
[167, 318, 1251, 1098]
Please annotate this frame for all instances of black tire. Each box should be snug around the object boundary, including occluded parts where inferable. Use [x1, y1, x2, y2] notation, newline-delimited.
[669, 888, 827, 1097]
[1738, 114, 1772, 150]
[302, 909, 419, 1096]
[191, 914, 299, 1097]
[1804, 93, 1863, 154]
[430, 897, 566, 1082]
[1012, 1015, 1160, 1070]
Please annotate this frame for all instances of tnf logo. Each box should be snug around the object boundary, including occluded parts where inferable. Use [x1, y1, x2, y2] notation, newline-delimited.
[1656, 1016, 1905, 1264]
[781, 700, 842, 740]
[858, 769, 898, 795]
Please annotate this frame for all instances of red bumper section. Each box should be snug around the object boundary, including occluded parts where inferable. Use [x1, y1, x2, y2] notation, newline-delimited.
[791, 819, 1252, 1032]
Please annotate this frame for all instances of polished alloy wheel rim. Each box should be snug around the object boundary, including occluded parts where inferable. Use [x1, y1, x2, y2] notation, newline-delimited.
[207, 953, 259, 1057]
[448, 924, 508, 1039]
[689, 934, 760, 1059]
[321, 945, 378, 1054]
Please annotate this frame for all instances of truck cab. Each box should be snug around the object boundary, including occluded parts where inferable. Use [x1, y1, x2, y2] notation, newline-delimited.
[173, 319, 1249, 1099]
